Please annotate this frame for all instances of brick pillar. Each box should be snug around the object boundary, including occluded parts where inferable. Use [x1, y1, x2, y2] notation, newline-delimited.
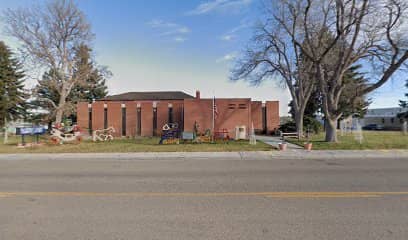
[76, 102, 89, 132]
[266, 101, 279, 134]
[141, 102, 153, 137]
[91, 102, 105, 132]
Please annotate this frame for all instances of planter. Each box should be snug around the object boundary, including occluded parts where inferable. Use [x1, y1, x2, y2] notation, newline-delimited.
[304, 142, 313, 151]
[278, 143, 287, 151]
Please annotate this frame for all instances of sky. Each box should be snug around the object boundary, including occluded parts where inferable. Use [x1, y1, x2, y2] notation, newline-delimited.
[0, 0, 406, 116]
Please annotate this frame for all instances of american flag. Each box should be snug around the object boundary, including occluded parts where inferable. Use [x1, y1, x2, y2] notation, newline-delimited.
[213, 97, 219, 119]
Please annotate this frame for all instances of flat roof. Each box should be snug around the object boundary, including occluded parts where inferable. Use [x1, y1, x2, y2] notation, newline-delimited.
[100, 91, 195, 101]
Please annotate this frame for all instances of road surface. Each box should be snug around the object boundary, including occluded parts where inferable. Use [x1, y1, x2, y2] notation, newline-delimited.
[1, 155, 407, 239]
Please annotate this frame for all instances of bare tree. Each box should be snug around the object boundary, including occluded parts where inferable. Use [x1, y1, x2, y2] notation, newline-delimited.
[270, 0, 408, 142]
[3, 0, 94, 124]
[231, 6, 316, 138]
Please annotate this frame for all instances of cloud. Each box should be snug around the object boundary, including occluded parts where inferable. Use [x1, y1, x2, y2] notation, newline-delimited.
[216, 52, 238, 63]
[147, 19, 191, 42]
[219, 19, 252, 41]
[186, 0, 252, 15]
[220, 34, 235, 41]
[174, 36, 187, 43]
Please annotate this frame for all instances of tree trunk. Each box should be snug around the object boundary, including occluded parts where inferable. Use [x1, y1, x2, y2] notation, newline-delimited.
[294, 110, 304, 139]
[3, 117, 8, 145]
[55, 108, 64, 124]
[55, 92, 67, 124]
[325, 118, 338, 142]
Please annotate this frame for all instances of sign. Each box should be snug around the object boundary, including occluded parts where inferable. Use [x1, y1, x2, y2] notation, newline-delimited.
[17, 127, 47, 136]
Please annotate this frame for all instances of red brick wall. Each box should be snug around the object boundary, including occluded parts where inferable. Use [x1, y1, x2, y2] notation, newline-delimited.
[77, 102, 89, 132]
[107, 102, 122, 137]
[266, 101, 280, 133]
[172, 101, 183, 128]
[140, 102, 153, 137]
[125, 102, 137, 137]
[91, 102, 105, 132]
[77, 98, 280, 138]
[183, 99, 212, 134]
[251, 101, 263, 132]
[156, 101, 168, 135]
[214, 99, 251, 138]
[184, 98, 252, 138]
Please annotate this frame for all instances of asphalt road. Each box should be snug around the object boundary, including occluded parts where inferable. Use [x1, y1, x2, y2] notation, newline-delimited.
[1, 156, 408, 239]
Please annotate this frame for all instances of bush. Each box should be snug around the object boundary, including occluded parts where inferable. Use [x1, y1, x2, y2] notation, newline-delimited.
[304, 117, 323, 134]
[279, 121, 297, 133]
[279, 117, 323, 134]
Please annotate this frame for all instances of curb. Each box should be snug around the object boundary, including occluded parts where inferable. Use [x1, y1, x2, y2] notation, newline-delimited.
[0, 150, 407, 161]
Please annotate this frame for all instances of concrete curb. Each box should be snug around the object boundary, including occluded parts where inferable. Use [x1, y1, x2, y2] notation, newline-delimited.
[0, 150, 407, 161]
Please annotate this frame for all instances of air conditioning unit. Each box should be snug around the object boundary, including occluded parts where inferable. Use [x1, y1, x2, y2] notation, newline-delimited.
[235, 125, 247, 140]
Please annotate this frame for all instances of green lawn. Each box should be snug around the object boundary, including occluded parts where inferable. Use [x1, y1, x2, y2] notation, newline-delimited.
[287, 131, 408, 150]
[0, 135, 272, 153]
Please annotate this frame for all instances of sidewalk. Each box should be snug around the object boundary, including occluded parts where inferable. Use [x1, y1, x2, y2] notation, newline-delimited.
[255, 135, 302, 149]
[0, 150, 407, 161]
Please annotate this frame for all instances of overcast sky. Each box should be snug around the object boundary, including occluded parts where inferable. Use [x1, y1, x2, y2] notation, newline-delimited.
[0, 0, 406, 115]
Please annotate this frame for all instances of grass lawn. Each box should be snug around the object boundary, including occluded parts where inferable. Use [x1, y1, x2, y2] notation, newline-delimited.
[287, 131, 408, 150]
[0, 135, 272, 153]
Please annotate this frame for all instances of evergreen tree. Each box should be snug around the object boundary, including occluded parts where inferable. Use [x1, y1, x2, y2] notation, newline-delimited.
[399, 79, 407, 108]
[338, 65, 370, 119]
[398, 80, 408, 119]
[0, 41, 27, 143]
[31, 45, 109, 123]
[288, 64, 370, 127]
[70, 45, 108, 103]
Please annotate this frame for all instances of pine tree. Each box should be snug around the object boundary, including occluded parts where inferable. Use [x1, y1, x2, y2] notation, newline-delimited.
[288, 64, 370, 131]
[400, 80, 407, 108]
[398, 80, 408, 119]
[31, 44, 108, 124]
[338, 65, 370, 119]
[70, 45, 108, 103]
[0, 41, 27, 143]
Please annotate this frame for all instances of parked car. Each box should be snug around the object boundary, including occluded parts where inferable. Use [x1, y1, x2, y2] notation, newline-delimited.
[362, 124, 384, 130]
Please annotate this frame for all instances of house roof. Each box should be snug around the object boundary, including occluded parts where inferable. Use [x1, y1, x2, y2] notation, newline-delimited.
[101, 91, 195, 101]
[365, 107, 408, 117]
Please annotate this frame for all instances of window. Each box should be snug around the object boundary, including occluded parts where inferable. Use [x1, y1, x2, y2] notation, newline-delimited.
[88, 107, 92, 135]
[262, 106, 267, 133]
[391, 118, 394, 124]
[168, 106, 173, 123]
[137, 107, 141, 136]
[121, 107, 126, 136]
[228, 104, 236, 109]
[381, 118, 385, 124]
[153, 107, 157, 136]
[238, 104, 247, 109]
[104, 108, 108, 129]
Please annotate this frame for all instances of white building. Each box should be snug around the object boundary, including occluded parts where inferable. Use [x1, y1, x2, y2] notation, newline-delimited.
[362, 107, 408, 130]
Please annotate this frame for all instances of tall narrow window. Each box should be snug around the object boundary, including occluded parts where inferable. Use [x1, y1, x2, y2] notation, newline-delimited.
[153, 107, 157, 136]
[262, 105, 267, 133]
[104, 107, 108, 129]
[121, 105, 126, 136]
[88, 105, 92, 135]
[168, 105, 173, 123]
[137, 106, 141, 136]
[181, 106, 184, 131]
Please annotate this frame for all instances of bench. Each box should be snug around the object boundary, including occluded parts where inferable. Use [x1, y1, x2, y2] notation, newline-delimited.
[280, 132, 300, 140]
[214, 129, 230, 142]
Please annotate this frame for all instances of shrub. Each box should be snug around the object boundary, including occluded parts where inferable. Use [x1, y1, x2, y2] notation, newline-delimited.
[279, 117, 323, 134]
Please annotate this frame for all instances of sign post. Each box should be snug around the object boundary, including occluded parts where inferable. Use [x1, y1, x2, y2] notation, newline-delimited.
[16, 126, 47, 147]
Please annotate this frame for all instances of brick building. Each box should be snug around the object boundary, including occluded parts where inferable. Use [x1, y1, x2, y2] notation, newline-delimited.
[76, 91, 279, 138]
